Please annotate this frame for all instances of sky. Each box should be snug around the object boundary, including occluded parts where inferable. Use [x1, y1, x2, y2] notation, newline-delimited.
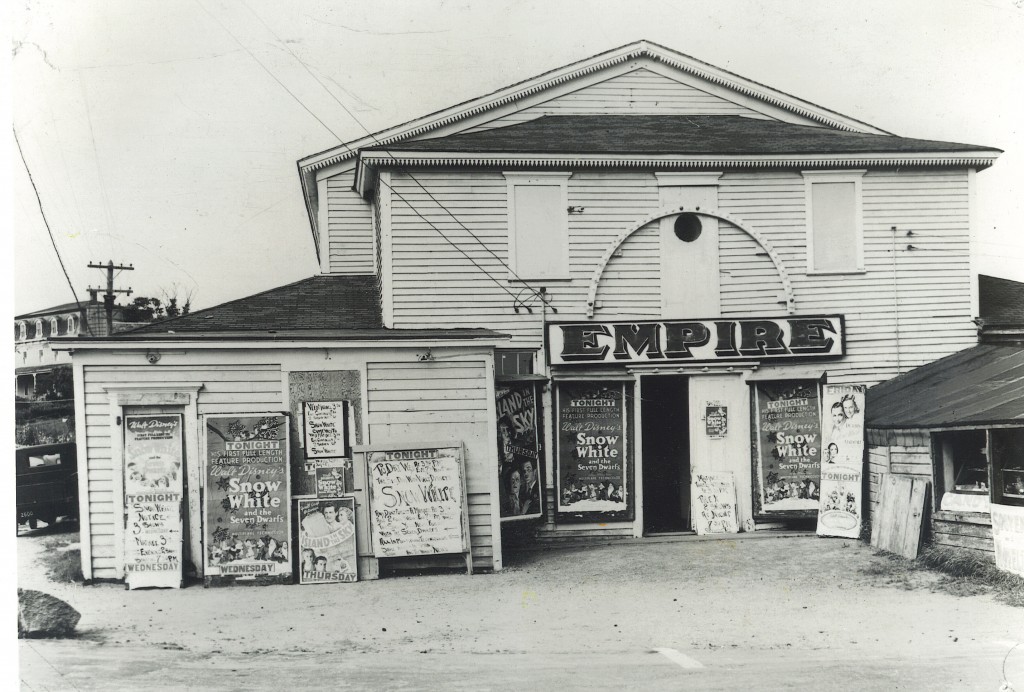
[7, 0, 1024, 317]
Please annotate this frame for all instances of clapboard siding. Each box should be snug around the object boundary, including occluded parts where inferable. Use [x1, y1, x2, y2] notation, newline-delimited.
[81, 363, 283, 579]
[385, 167, 974, 386]
[365, 360, 498, 570]
[931, 511, 994, 552]
[595, 222, 661, 317]
[888, 446, 933, 477]
[866, 446, 889, 511]
[462, 68, 768, 133]
[326, 174, 375, 275]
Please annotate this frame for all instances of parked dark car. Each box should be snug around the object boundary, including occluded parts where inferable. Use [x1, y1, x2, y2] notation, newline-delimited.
[16, 442, 79, 531]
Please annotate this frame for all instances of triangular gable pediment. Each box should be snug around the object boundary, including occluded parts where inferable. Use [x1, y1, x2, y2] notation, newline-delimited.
[455, 67, 776, 134]
[299, 40, 889, 180]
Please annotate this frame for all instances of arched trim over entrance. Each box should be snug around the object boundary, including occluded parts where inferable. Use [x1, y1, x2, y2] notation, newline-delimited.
[585, 205, 795, 317]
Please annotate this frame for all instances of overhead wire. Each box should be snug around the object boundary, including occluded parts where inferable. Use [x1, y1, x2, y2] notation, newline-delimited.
[77, 66, 120, 264]
[13, 128, 96, 337]
[231, 0, 554, 312]
[196, 0, 527, 308]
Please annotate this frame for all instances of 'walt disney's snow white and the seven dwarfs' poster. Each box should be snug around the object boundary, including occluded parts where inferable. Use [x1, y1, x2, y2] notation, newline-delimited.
[204, 414, 292, 585]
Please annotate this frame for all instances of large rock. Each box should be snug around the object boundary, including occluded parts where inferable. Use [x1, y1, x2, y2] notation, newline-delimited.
[17, 589, 81, 638]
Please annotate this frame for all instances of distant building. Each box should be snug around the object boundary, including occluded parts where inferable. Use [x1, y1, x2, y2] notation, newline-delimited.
[15, 294, 143, 399]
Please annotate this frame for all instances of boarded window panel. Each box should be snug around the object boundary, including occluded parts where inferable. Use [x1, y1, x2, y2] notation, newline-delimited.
[514, 185, 567, 278]
[812, 182, 857, 271]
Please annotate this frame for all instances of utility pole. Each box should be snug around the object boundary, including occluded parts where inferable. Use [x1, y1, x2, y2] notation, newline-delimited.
[88, 260, 134, 335]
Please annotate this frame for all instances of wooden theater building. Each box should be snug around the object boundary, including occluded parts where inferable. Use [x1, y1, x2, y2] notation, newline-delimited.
[59, 41, 1001, 583]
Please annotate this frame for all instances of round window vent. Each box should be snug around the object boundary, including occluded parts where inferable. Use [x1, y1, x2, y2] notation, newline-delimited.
[674, 213, 702, 242]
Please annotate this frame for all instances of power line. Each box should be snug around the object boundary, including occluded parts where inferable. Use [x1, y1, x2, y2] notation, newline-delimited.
[13, 128, 95, 337]
[196, 0, 527, 308]
[233, 0, 553, 312]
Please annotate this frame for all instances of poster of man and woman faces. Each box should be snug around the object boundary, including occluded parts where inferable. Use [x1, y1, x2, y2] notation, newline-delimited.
[297, 497, 358, 584]
[817, 384, 866, 538]
[496, 384, 543, 521]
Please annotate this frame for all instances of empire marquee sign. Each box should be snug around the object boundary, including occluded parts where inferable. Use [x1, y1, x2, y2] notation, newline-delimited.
[546, 316, 845, 366]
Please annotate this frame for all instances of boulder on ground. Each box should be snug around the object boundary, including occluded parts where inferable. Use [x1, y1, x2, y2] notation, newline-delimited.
[17, 588, 81, 638]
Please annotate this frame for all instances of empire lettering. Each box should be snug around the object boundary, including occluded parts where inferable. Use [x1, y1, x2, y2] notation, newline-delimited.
[550, 317, 843, 365]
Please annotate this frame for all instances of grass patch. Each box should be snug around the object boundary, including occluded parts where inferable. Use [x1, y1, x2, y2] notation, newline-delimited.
[861, 545, 1024, 607]
[39, 535, 84, 584]
[917, 545, 1024, 607]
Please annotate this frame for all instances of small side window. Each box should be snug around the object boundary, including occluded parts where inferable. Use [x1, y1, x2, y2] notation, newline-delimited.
[496, 350, 536, 377]
[803, 171, 865, 273]
[936, 431, 988, 496]
[993, 429, 1024, 507]
[504, 172, 571, 281]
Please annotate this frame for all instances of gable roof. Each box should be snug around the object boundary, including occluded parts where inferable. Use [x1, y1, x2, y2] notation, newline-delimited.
[123, 275, 383, 334]
[16, 301, 90, 321]
[299, 40, 890, 174]
[365, 114, 996, 157]
[296, 40, 897, 252]
[866, 344, 1024, 429]
[980, 274, 1024, 326]
[65, 275, 504, 343]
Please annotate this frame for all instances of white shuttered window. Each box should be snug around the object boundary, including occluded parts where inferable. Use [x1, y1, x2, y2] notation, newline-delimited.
[504, 172, 571, 280]
[804, 170, 865, 273]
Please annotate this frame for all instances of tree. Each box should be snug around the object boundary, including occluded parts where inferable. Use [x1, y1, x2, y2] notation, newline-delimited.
[120, 286, 193, 322]
[121, 296, 164, 322]
[159, 284, 194, 318]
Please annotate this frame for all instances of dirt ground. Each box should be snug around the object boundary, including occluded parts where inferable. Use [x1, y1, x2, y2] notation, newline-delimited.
[15, 525, 1024, 690]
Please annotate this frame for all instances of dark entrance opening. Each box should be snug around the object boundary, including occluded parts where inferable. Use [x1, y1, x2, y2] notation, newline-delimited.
[641, 375, 690, 534]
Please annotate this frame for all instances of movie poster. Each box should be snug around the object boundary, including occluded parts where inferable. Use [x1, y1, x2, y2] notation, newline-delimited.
[204, 415, 292, 585]
[754, 381, 822, 513]
[556, 382, 629, 520]
[311, 459, 353, 498]
[303, 401, 351, 459]
[123, 414, 184, 589]
[817, 384, 866, 538]
[297, 497, 358, 584]
[366, 446, 468, 558]
[705, 403, 728, 439]
[496, 383, 542, 521]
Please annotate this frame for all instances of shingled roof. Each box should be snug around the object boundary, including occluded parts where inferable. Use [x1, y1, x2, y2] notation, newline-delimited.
[89, 275, 504, 343]
[866, 344, 1024, 429]
[365, 115, 999, 157]
[126, 275, 382, 334]
[980, 274, 1024, 326]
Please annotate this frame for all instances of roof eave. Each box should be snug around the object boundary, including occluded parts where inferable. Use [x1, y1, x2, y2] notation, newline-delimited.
[356, 149, 1000, 184]
[52, 331, 510, 350]
[300, 39, 901, 220]
[866, 420, 1024, 431]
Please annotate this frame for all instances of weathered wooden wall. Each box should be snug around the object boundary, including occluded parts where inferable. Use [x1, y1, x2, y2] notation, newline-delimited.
[81, 363, 284, 580]
[365, 359, 501, 571]
[931, 511, 994, 553]
[375, 168, 974, 388]
[78, 347, 502, 580]
[867, 430, 994, 554]
[325, 170, 375, 275]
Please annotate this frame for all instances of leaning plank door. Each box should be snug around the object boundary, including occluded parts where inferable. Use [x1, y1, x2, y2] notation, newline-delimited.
[871, 475, 930, 559]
